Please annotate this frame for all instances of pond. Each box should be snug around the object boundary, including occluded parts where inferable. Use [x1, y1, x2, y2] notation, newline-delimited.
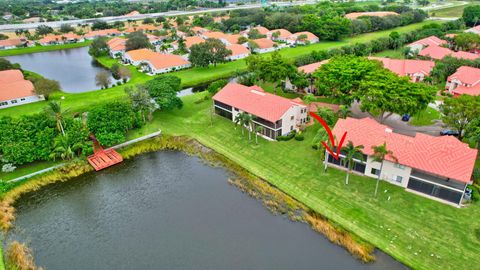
[9, 151, 407, 270]
[4, 47, 116, 93]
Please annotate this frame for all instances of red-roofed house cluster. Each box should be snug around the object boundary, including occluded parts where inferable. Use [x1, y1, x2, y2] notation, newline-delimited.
[122, 48, 191, 75]
[446, 66, 480, 96]
[213, 83, 308, 140]
[329, 117, 478, 206]
[0, 70, 43, 109]
[406, 35, 480, 61]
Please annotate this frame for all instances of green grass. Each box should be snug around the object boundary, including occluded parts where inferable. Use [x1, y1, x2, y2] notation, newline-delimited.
[430, 3, 472, 18]
[126, 92, 479, 270]
[0, 41, 92, 57]
[257, 81, 300, 99]
[374, 49, 405, 59]
[0, 21, 439, 118]
[410, 107, 441, 126]
[0, 245, 4, 270]
[0, 160, 60, 181]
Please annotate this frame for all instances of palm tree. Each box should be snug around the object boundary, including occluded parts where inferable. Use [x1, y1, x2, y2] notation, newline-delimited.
[243, 113, 254, 141]
[372, 142, 397, 197]
[342, 141, 364, 185]
[49, 136, 74, 161]
[234, 113, 244, 134]
[255, 126, 264, 144]
[312, 127, 329, 163]
[45, 101, 68, 136]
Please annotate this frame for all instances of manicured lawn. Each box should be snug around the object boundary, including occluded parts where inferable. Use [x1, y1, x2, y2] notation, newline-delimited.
[129, 92, 478, 270]
[410, 107, 441, 126]
[0, 21, 440, 118]
[374, 49, 405, 59]
[430, 3, 472, 18]
[0, 41, 91, 57]
[0, 160, 60, 181]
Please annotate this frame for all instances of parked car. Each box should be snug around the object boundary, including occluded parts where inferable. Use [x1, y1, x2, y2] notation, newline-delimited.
[440, 129, 460, 136]
[401, 114, 410, 122]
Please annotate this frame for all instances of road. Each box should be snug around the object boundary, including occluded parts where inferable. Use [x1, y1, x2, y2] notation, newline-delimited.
[0, 1, 317, 31]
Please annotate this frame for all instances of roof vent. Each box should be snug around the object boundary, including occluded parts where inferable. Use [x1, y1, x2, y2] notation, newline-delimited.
[251, 90, 265, 96]
[385, 128, 393, 133]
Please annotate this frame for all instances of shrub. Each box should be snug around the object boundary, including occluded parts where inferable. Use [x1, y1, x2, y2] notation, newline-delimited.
[277, 130, 296, 141]
[295, 133, 304, 141]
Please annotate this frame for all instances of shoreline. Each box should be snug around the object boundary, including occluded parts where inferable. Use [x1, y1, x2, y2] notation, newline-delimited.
[0, 135, 378, 268]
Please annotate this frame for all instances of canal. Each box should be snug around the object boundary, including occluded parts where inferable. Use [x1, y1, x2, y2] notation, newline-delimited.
[9, 151, 407, 270]
[4, 46, 115, 93]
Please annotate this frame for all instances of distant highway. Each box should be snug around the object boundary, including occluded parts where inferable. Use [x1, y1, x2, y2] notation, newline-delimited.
[0, 1, 317, 31]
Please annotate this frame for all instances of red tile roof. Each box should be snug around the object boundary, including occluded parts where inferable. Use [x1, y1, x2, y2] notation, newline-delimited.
[0, 38, 27, 47]
[203, 31, 227, 40]
[451, 84, 480, 96]
[333, 117, 478, 183]
[252, 26, 269, 35]
[345, 11, 399, 19]
[146, 53, 190, 70]
[451, 50, 480, 60]
[289, 31, 318, 42]
[252, 38, 275, 49]
[0, 70, 35, 101]
[298, 60, 329, 74]
[223, 34, 241, 45]
[125, 25, 158, 33]
[268, 29, 292, 39]
[407, 36, 447, 48]
[183, 36, 205, 48]
[213, 83, 305, 122]
[226, 44, 250, 56]
[418, 45, 453, 60]
[107, 37, 126, 51]
[368, 57, 435, 77]
[125, 48, 157, 61]
[84, 29, 121, 38]
[448, 66, 480, 85]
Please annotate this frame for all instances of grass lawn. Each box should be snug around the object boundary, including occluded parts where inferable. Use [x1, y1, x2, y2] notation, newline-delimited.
[0, 41, 91, 57]
[127, 92, 478, 270]
[430, 3, 472, 18]
[0, 21, 439, 118]
[257, 81, 300, 99]
[373, 49, 405, 59]
[0, 160, 60, 181]
[410, 107, 441, 126]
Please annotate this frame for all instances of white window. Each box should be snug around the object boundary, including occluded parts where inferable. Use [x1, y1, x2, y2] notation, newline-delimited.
[396, 176, 403, 183]
[371, 168, 380, 176]
[290, 116, 294, 120]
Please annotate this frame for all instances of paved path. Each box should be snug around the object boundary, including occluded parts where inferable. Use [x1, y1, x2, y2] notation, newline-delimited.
[350, 102, 444, 137]
[0, 1, 316, 31]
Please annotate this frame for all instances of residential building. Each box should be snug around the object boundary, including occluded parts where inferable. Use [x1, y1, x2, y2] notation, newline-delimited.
[267, 29, 292, 42]
[84, 29, 121, 40]
[39, 33, 83, 46]
[0, 38, 32, 50]
[249, 38, 277, 53]
[125, 25, 158, 34]
[122, 48, 157, 66]
[242, 26, 270, 37]
[0, 70, 44, 109]
[192, 26, 209, 35]
[286, 60, 329, 93]
[223, 34, 241, 46]
[368, 57, 435, 82]
[465, 25, 480, 35]
[107, 37, 126, 57]
[288, 31, 319, 45]
[345, 11, 399, 19]
[329, 117, 477, 206]
[143, 53, 191, 74]
[446, 66, 480, 96]
[213, 83, 308, 140]
[406, 35, 447, 53]
[173, 36, 205, 51]
[226, 44, 251, 60]
[418, 45, 480, 61]
[145, 34, 163, 46]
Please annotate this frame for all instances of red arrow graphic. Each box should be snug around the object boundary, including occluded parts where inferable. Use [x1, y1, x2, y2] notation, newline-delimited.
[309, 112, 347, 161]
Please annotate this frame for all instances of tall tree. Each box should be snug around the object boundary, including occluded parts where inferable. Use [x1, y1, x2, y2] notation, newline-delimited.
[125, 85, 156, 123]
[31, 77, 61, 99]
[342, 141, 364, 185]
[95, 71, 111, 89]
[88, 37, 108, 57]
[465, 117, 480, 149]
[440, 95, 480, 140]
[312, 127, 329, 171]
[145, 76, 183, 110]
[371, 143, 397, 197]
[45, 101, 68, 136]
[125, 31, 151, 51]
[463, 5, 480, 26]
[188, 38, 231, 67]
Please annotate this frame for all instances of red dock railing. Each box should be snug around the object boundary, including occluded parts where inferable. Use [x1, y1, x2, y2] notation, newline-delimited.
[87, 135, 124, 171]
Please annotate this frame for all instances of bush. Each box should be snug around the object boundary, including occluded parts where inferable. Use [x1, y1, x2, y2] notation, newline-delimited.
[295, 133, 304, 141]
[207, 79, 228, 94]
[277, 130, 296, 141]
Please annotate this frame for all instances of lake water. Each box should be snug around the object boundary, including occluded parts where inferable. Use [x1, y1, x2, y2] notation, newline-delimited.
[5, 47, 115, 93]
[9, 151, 407, 270]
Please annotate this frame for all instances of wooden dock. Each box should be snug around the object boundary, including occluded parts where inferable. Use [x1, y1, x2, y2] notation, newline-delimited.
[87, 136, 124, 171]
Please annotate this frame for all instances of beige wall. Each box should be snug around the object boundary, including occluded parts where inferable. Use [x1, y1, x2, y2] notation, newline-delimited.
[364, 157, 412, 188]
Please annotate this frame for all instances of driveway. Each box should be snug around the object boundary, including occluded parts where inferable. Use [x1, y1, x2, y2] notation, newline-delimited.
[350, 102, 444, 137]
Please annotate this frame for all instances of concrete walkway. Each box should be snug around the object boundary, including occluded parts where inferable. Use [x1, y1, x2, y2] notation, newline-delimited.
[350, 102, 444, 137]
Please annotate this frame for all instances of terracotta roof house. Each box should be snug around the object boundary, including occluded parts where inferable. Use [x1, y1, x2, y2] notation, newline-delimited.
[84, 29, 121, 40]
[125, 25, 158, 33]
[267, 29, 292, 42]
[143, 53, 191, 74]
[192, 26, 209, 35]
[288, 31, 319, 45]
[226, 44, 251, 61]
[418, 45, 480, 60]
[406, 36, 447, 53]
[330, 117, 477, 205]
[201, 31, 227, 40]
[39, 33, 83, 46]
[298, 60, 329, 74]
[122, 48, 157, 66]
[0, 70, 43, 109]
[213, 83, 308, 140]
[446, 66, 480, 96]
[465, 25, 480, 35]
[249, 38, 277, 53]
[107, 37, 127, 57]
[125, 10, 140, 16]
[368, 57, 435, 82]
[244, 26, 270, 37]
[145, 34, 163, 45]
[223, 34, 241, 45]
[345, 11, 399, 19]
[0, 38, 32, 50]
